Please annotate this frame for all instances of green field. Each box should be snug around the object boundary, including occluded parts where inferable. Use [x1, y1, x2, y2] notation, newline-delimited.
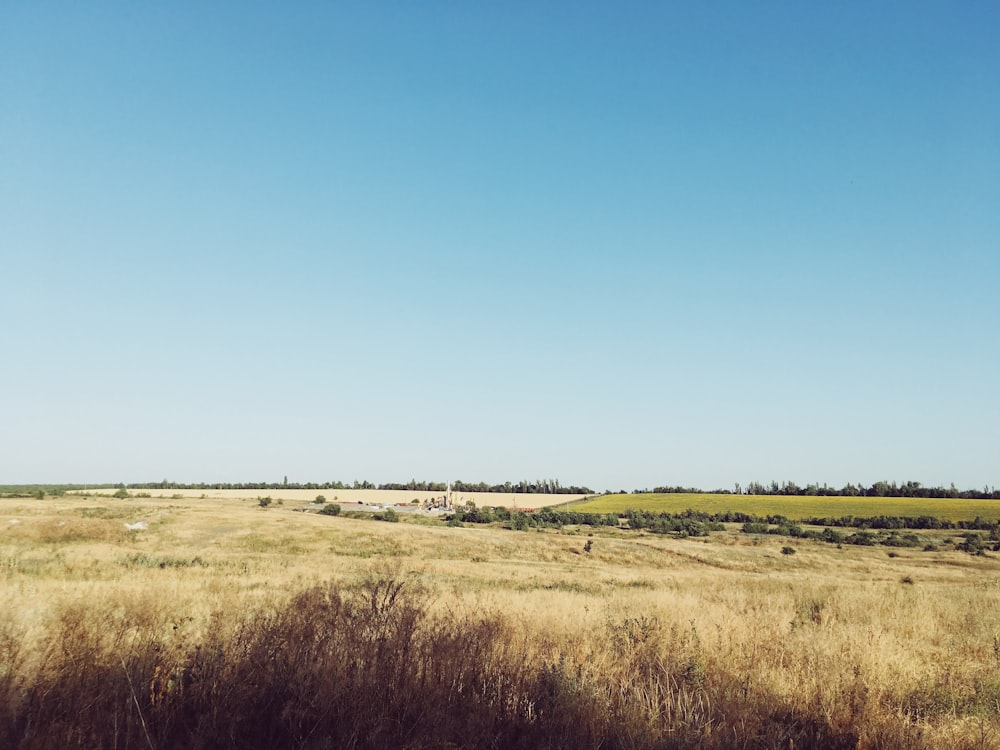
[568, 492, 1000, 522]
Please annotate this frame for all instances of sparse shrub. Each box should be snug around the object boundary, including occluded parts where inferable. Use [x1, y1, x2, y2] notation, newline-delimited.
[901, 576, 914, 585]
[822, 527, 845, 544]
[583, 539, 593, 553]
[956, 533, 986, 554]
[791, 597, 825, 629]
[113, 488, 130, 499]
[845, 530, 877, 546]
[884, 532, 921, 548]
[382, 507, 399, 522]
[120, 553, 208, 569]
[258, 497, 272, 508]
[781, 546, 795, 555]
[460, 506, 496, 524]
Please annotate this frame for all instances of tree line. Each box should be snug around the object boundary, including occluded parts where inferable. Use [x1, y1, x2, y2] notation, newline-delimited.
[448, 479, 592, 494]
[627, 480, 1000, 500]
[120, 478, 594, 494]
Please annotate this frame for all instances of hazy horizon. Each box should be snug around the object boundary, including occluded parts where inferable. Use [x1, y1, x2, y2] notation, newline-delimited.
[3, 3, 997, 491]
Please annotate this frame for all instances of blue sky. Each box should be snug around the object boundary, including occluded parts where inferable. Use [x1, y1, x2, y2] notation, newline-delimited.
[2, 2, 997, 490]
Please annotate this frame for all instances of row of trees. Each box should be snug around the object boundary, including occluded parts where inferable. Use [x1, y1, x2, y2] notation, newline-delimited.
[128, 480, 364, 491]
[377, 479, 594, 494]
[125, 479, 594, 495]
[625, 480, 1000, 500]
[449, 479, 592, 494]
[738, 480, 999, 499]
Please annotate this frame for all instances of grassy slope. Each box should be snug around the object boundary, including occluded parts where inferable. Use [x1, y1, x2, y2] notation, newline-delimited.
[567, 492, 1000, 521]
[2, 494, 1000, 748]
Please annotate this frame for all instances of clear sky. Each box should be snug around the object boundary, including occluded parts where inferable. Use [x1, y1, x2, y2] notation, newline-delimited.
[2, 2, 998, 491]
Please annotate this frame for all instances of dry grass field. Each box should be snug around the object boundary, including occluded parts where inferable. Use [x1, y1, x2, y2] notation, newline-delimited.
[2, 493, 1000, 748]
[69, 487, 586, 510]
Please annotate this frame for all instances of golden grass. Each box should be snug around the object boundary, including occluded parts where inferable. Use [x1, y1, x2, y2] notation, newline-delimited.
[70, 486, 586, 509]
[2, 494, 1000, 748]
[569, 492, 1000, 521]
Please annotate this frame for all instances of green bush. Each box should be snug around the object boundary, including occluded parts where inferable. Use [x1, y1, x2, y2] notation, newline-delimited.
[956, 533, 986, 554]
[845, 530, 877, 546]
[315, 495, 326, 504]
[822, 528, 845, 544]
[319, 504, 341, 516]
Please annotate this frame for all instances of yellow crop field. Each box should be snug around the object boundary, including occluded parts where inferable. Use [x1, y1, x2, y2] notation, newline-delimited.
[568, 492, 1000, 522]
[2, 493, 1000, 748]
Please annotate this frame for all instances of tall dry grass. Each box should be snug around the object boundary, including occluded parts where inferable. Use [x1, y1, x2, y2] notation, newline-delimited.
[1, 495, 999, 748]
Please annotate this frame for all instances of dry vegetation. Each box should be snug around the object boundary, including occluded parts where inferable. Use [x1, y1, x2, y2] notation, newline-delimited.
[69, 487, 585, 509]
[2, 494, 1000, 748]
